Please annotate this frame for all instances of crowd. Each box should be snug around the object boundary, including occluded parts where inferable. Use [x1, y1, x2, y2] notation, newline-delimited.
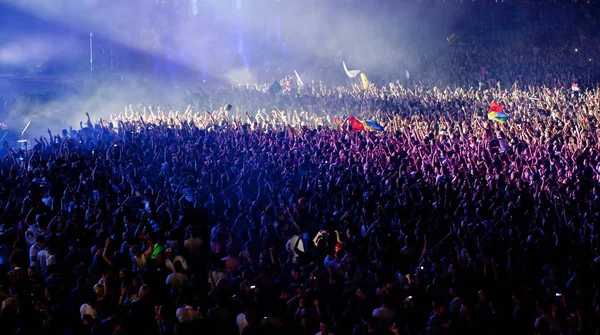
[1, 20, 600, 335]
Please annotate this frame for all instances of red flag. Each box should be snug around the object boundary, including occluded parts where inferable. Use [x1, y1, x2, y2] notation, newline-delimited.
[489, 102, 504, 113]
[347, 116, 365, 131]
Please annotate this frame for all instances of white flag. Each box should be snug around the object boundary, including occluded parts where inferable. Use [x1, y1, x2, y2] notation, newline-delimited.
[405, 71, 410, 80]
[342, 61, 361, 78]
[294, 70, 304, 87]
[22, 121, 31, 136]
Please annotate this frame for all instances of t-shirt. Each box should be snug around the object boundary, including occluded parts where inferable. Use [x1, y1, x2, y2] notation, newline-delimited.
[286, 235, 305, 262]
[184, 237, 203, 252]
[166, 273, 189, 289]
[236, 313, 248, 334]
[165, 256, 188, 273]
[176, 306, 201, 324]
[47, 254, 57, 267]
[132, 255, 147, 273]
[37, 249, 49, 276]
[208, 271, 227, 285]
[149, 244, 164, 260]
[372, 307, 397, 326]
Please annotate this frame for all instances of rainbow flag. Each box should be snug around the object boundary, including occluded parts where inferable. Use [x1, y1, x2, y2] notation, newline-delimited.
[364, 120, 384, 131]
[489, 102, 504, 113]
[347, 116, 365, 131]
[488, 102, 509, 124]
[488, 112, 510, 124]
[344, 116, 384, 131]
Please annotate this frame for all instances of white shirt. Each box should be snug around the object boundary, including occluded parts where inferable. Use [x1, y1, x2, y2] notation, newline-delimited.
[176, 306, 201, 324]
[47, 254, 57, 267]
[132, 255, 147, 273]
[37, 249, 49, 276]
[165, 256, 188, 273]
[286, 235, 305, 261]
[29, 244, 40, 265]
[80, 303, 97, 320]
[166, 273, 189, 289]
[236, 313, 248, 334]
[26, 227, 39, 248]
[208, 271, 227, 284]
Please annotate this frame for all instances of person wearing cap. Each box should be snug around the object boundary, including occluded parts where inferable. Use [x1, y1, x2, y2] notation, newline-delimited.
[164, 248, 187, 273]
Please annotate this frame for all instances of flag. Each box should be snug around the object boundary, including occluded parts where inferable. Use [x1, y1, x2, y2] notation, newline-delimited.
[488, 112, 509, 124]
[365, 119, 384, 131]
[347, 116, 365, 131]
[342, 61, 361, 78]
[572, 83, 580, 92]
[360, 73, 369, 90]
[489, 102, 504, 113]
[294, 70, 304, 87]
[344, 116, 383, 131]
[488, 102, 508, 124]
[405, 71, 410, 80]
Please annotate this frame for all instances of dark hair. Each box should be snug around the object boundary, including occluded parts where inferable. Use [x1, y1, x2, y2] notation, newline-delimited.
[174, 260, 183, 273]
[77, 276, 88, 287]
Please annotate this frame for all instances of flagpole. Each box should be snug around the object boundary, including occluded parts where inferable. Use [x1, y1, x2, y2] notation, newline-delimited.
[90, 32, 93, 77]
